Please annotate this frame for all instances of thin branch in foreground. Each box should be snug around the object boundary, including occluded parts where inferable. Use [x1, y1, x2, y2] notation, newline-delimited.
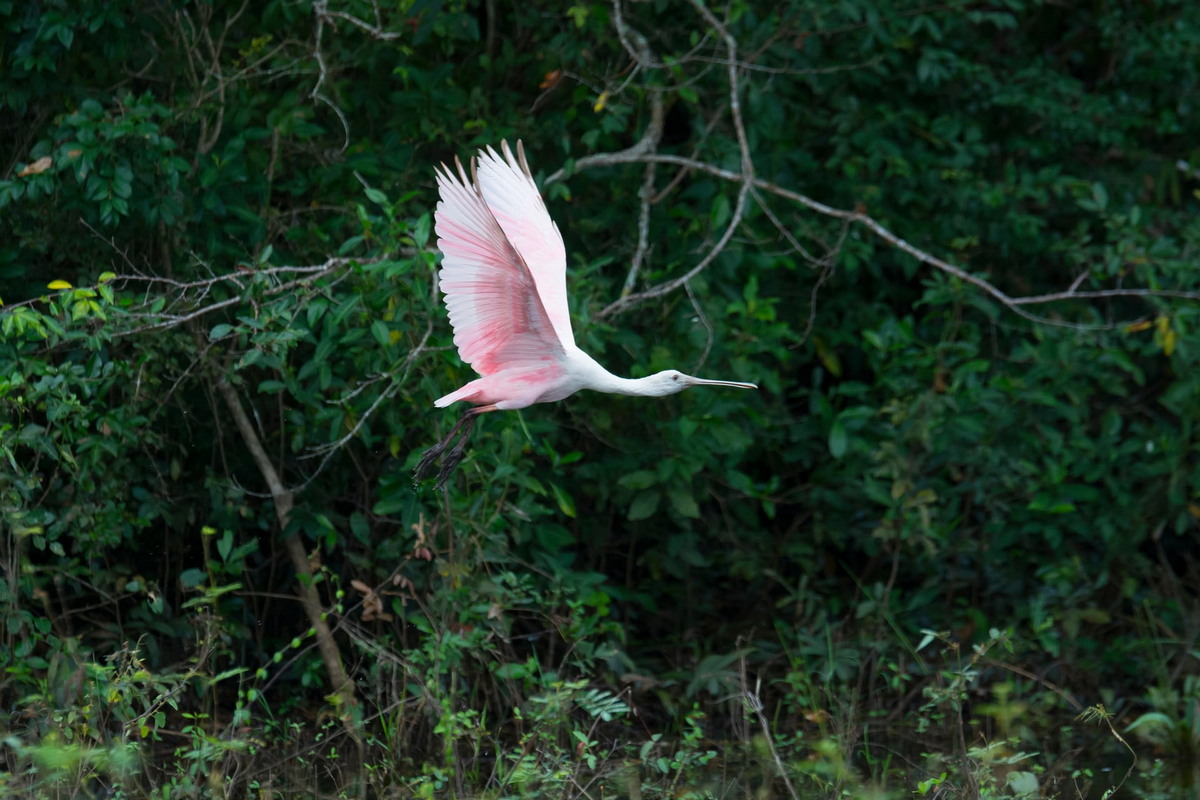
[745, 683, 800, 800]
[294, 319, 433, 492]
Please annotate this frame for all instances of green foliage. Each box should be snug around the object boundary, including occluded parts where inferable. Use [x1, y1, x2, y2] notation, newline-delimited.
[4, 0, 1200, 795]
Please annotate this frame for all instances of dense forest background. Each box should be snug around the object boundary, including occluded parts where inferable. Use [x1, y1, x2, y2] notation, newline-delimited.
[3, 0, 1200, 797]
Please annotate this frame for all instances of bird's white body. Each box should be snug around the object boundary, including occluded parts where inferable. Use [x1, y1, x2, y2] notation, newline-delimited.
[434, 343, 742, 411]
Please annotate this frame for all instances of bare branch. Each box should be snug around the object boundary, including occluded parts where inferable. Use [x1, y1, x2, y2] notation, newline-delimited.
[621, 160, 657, 298]
[206, 334, 357, 719]
[568, 151, 1200, 327]
[114, 256, 376, 334]
[297, 318, 434, 487]
[323, 8, 403, 39]
[310, 0, 352, 152]
[598, 0, 756, 318]
[798, 223, 849, 348]
[602, 179, 751, 318]
[681, 53, 883, 76]
[751, 186, 819, 264]
[534, 2, 1194, 328]
[686, 0, 754, 183]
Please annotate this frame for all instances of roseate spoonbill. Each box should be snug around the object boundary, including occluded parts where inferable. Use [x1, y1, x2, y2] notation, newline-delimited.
[414, 141, 756, 488]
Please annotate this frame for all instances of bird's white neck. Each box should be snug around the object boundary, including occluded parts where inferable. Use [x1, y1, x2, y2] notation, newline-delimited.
[568, 350, 661, 397]
[594, 373, 663, 397]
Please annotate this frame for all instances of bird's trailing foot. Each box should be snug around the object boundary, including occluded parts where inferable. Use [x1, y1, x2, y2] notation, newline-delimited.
[413, 412, 478, 490]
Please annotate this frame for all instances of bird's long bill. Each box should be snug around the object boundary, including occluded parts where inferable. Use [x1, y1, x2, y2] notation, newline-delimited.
[684, 375, 758, 390]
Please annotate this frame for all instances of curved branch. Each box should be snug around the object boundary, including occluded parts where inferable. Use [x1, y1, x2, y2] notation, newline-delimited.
[593, 0, 757, 318]
[602, 179, 751, 318]
[577, 152, 1200, 326]
[309, 0, 351, 151]
[543, 3, 664, 187]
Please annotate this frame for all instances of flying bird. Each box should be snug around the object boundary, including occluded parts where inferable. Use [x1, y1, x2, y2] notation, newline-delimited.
[414, 141, 756, 488]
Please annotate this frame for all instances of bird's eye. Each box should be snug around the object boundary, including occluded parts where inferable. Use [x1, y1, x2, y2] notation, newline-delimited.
[670, 373, 679, 381]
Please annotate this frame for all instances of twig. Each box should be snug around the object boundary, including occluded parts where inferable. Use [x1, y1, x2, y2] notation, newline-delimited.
[1066, 269, 1091, 293]
[602, 178, 750, 318]
[745, 684, 800, 800]
[543, 1, 665, 189]
[684, 279, 714, 369]
[752, 186, 819, 263]
[323, 7, 402, 39]
[798, 224, 848, 348]
[602, 0, 758, 319]
[981, 657, 1082, 711]
[0, 256, 378, 334]
[1077, 705, 1136, 800]
[298, 321, 432, 461]
[621, 162, 657, 297]
[310, 0, 351, 152]
[681, 54, 883, 76]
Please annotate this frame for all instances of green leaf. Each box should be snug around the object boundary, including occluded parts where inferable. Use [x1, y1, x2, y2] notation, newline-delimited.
[667, 486, 700, 519]
[349, 512, 370, 544]
[566, 5, 588, 28]
[618, 470, 657, 490]
[710, 194, 731, 229]
[628, 490, 660, 521]
[180, 568, 206, 589]
[1027, 494, 1075, 514]
[371, 319, 390, 348]
[373, 493, 408, 516]
[412, 213, 432, 249]
[829, 418, 847, 459]
[494, 662, 529, 679]
[1124, 712, 1174, 733]
[1006, 771, 1039, 797]
[550, 482, 576, 518]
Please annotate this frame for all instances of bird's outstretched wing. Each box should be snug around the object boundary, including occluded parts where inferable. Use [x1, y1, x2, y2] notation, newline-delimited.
[434, 156, 565, 378]
[474, 141, 575, 349]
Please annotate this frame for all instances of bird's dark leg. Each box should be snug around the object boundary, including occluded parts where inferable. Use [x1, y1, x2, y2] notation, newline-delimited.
[435, 416, 477, 489]
[413, 408, 484, 489]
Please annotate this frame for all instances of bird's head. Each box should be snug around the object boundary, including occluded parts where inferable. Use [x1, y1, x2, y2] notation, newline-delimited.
[642, 370, 758, 397]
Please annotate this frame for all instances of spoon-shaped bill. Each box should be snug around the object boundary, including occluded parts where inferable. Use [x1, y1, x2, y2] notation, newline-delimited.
[682, 375, 758, 389]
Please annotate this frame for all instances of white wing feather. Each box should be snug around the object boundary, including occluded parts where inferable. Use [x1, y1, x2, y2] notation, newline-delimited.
[474, 142, 576, 349]
[434, 158, 564, 377]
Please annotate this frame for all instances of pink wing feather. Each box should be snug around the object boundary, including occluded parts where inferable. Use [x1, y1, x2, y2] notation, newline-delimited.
[474, 142, 575, 349]
[433, 154, 566, 382]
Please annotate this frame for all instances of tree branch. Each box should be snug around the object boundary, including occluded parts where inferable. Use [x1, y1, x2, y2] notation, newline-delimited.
[207, 338, 359, 723]
[570, 152, 1199, 326]
[597, 0, 757, 318]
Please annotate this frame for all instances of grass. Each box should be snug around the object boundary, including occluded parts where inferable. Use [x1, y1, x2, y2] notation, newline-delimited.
[5, 518, 1199, 799]
[2, 617, 1194, 800]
